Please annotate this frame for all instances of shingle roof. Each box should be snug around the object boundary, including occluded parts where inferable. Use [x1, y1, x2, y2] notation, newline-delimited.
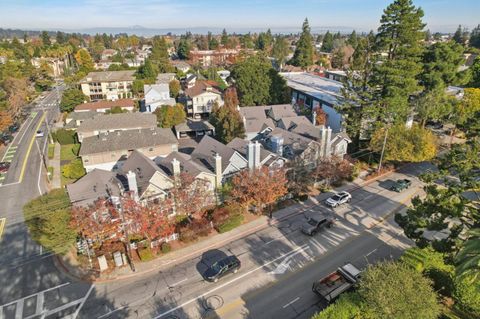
[191, 135, 236, 173]
[120, 150, 167, 197]
[238, 106, 275, 134]
[184, 81, 222, 98]
[80, 70, 136, 83]
[74, 99, 135, 111]
[158, 151, 212, 177]
[227, 138, 275, 163]
[77, 113, 157, 133]
[263, 127, 315, 157]
[79, 127, 177, 155]
[174, 120, 214, 133]
[155, 73, 176, 84]
[268, 104, 297, 121]
[66, 169, 123, 207]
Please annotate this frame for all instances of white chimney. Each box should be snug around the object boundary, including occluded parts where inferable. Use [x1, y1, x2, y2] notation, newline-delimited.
[247, 142, 255, 170]
[214, 153, 222, 188]
[254, 141, 261, 169]
[126, 171, 139, 201]
[325, 127, 332, 158]
[312, 109, 317, 126]
[172, 158, 180, 176]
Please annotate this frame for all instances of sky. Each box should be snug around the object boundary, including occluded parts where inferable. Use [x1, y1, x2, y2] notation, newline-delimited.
[0, 0, 478, 33]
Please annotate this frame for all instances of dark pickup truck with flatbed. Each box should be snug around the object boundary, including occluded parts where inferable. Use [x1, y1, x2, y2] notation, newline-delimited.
[390, 179, 412, 192]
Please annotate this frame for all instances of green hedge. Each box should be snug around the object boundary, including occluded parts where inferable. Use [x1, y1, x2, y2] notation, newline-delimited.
[138, 247, 154, 261]
[216, 214, 244, 233]
[61, 158, 86, 180]
[52, 129, 77, 145]
[161, 242, 171, 254]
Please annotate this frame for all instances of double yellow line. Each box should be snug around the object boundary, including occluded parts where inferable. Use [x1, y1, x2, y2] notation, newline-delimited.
[19, 112, 47, 183]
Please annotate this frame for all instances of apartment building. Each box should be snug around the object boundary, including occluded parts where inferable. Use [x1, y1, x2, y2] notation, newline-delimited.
[80, 70, 136, 101]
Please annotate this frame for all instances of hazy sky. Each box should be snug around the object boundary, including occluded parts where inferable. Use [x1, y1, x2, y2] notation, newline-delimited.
[0, 0, 478, 33]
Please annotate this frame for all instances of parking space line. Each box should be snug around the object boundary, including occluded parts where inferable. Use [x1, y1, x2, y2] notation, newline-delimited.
[282, 296, 300, 308]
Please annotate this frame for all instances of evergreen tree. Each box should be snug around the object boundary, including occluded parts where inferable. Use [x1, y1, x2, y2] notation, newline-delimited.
[271, 36, 289, 67]
[373, 0, 425, 124]
[41, 31, 51, 46]
[56, 31, 66, 44]
[136, 58, 158, 82]
[208, 31, 219, 50]
[320, 31, 334, 52]
[177, 37, 190, 60]
[221, 29, 229, 47]
[347, 30, 358, 48]
[291, 18, 314, 69]
[470, 24, 480, 49]
[453, 25, 467, 46]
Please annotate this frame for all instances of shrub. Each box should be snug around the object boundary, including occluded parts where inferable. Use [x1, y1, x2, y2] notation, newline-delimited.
[52, 129, 77, 145]
[161, 242, 171, 254]
[453, 275, 480, 316]
[138, 247, 154, 262]
[62, 158, 86, 180]
[216, 214, 244, 233]
[179, 218, 210, 242]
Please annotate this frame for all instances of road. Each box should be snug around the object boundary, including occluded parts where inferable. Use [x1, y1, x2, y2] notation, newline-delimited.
[0, 88, 431, 319]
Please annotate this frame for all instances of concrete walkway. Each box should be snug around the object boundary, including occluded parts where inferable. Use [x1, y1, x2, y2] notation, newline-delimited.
[49, 142, 61, 189]
[56, 167, 402, 283]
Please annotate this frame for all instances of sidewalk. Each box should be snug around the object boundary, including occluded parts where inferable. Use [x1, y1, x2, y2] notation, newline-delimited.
[55, 168, 399, 283]
[49, 142, 61, 189]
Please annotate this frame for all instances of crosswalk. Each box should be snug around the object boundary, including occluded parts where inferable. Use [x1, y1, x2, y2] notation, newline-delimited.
[0, 146, 17, 186]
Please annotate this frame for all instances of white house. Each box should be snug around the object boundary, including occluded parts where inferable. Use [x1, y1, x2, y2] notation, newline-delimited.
[142, 84, 176, 112]
[183, 81, 224, 118]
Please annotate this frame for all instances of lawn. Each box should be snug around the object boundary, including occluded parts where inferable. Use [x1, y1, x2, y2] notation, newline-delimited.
[60, 144, 80, 162]
[47, 144, 55, 160]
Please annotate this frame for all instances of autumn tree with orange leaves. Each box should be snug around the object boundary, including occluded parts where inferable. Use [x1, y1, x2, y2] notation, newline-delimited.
[170, 172, 214, 218]
[230, 167, 288, 213]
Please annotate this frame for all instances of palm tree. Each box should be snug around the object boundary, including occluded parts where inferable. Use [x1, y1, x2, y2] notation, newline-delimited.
[456, 228, 480, 282]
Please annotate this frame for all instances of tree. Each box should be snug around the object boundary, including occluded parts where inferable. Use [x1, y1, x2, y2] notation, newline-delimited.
[271, 36, 289, 68]
[358, 261, 441, 319]
[170, 172, 213, 217]
[177, 37, 190, 60]
[136, 58, 157, 82]
[320, 31, 334, 52]
[470, 24, 480, 49]
[74, 48, 94, 73]
[373, 0, 426, 124]
[453, 25, 469, 46]
[453, 274, 480, 316]
[41, 31, 51, 46]
[151, 36, 173, 73]
[291, 18, 314, 69]
[347, 30, 358, 48]
[313, 156, 353, 187]
[209, 92, 245, 143]
[154, 103, 186, 128]
[169, 79, 180, 98]
[415, 90, 454, 127]
[470, 56, 480, 88]
[3, 76, 29, 117]
[208, 32, 219, 50]
[231, 54, 288, 106]
[369, 124, 437, 162]
[456, 228, 480, 282]
[0, 110, 13, 132]
[421, 41, 465, 91]
[331, 47, 346, 69]
[23, 189, 76, 255]
[286, 157, 314, 196]
[230, 167, 287, 213]
[315, 108, 327, 126]
[60, 88, 88, 113]
[221, 29, 229, 47]
[312, 292, 368, 319]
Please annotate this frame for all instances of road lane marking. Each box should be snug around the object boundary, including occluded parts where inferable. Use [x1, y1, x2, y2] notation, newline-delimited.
[170, 278, 188, 286]
[282, 297, 300, 308]
[366, 248, 377, 257]
[153, 244, 309, 318]
[0, 218, 5, 241]
[19, 112, 46, 183]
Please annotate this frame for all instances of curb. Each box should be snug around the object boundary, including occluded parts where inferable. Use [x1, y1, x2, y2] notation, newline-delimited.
[55, 167, 399, 284]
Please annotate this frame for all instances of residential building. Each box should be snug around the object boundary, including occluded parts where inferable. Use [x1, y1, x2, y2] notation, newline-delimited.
[280, 72, 344, 132]
[171, 60, 191, 73]
[182, 81, 223, 118]
[66, 169, 124, 207]
[324, 70, 347, 82]
[174, 120, 215, 139]
[64, 111, 98, 130]
[79, 127, 178, 172]
[77, 113, 157, 142]
[80, 70, 136, 101]
[227, 138, 286, 170]
[156, 73, 176, 85]
[101, 49, 117, 60]
[238, 105, 275, 140]
[142, 84, 176, 113]
[183, 74, 197, 89]
[74, 99, 135, 113]
[189, 48, 241, 67]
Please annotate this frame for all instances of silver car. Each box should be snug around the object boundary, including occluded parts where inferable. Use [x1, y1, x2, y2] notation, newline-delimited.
[301, 216, 335, 236]
[325, 191, 352, 208]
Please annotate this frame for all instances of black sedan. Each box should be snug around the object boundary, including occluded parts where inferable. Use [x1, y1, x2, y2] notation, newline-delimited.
[204, 255, 241, 283]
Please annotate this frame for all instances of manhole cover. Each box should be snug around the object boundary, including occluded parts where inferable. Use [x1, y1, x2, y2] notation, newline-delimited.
[202, 295, 224, 310]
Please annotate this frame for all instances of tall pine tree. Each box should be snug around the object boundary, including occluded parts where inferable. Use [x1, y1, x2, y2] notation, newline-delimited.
[291, 18, 314, 69]
[373, 0, 425, 124]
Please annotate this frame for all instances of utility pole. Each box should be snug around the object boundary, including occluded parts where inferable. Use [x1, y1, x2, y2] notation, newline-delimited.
[377, 127, 388, 173]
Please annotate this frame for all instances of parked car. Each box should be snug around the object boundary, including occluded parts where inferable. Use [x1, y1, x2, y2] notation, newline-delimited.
[204, 255, 241, 283]
[8, 123, 19, 133]
[35, 130, 44, 137]
[0, 133, 13, 145]
[390, 179, 412, 192]
[301, 215, 336, 236]
[325, 191, 352, 208]
[0, 162, 10, 173]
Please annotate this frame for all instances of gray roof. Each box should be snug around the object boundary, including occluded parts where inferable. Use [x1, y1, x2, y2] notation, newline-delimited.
[66, 169, 123, 207]
[175, 120, 214, 133]
[191, 135, 236, 173]
[156, 73, 176, 84]
[268, 104, 297, 121]
[120, 150, 167, 197]
[158, 151, 212, 177]
[238, 106, 275, 134]
[280, 72, 343, 106]
[227, 138, 274, 164]
[263, 127, 316, 157]
[77, 113, 157, 133]
[79, 127, 178, 156]
[65, 111, 100, 129]
[80, 70, 136, 83]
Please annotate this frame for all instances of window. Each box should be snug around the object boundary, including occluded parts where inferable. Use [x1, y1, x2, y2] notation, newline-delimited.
[149, 147, 153, 151]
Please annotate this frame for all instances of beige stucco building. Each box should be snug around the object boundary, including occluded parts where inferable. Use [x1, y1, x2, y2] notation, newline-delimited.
[80, 70, 135, 101]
